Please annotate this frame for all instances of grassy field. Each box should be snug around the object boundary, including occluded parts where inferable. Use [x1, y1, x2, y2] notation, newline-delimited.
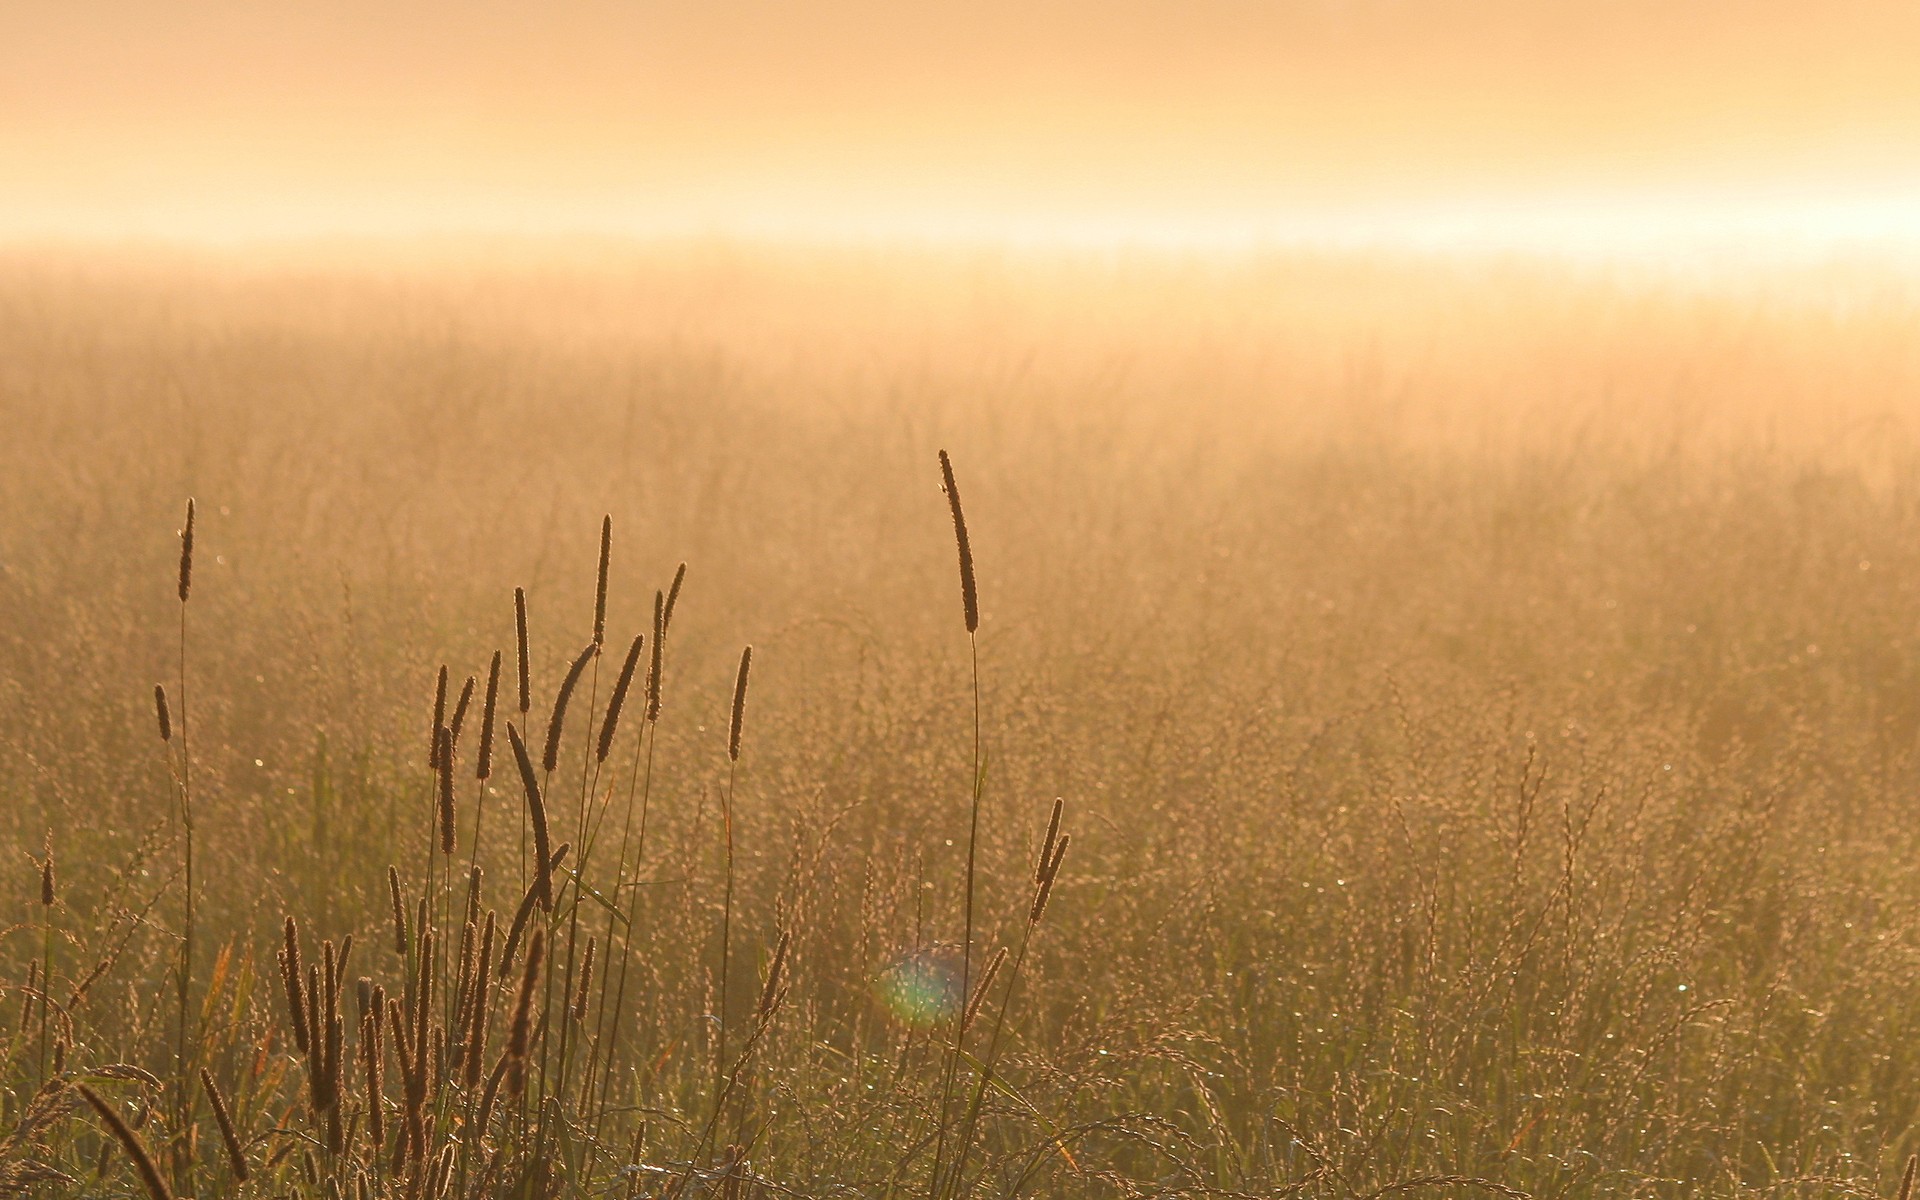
[5, 243, 1920, 1197]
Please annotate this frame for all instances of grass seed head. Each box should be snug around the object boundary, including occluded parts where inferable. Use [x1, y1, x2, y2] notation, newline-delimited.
[729, 645, 753, 763]
[476, 649, 502, 780]
[514, 586, 531, 716]
[176, 498, 195, 604]
[938, 450, 978, 633]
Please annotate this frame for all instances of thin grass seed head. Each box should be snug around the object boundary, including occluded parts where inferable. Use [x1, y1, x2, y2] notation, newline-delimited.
[449, 674, 476, 752]
[571, 936, 596, 1021]
[938, 450, 978, 633]
[463, 864, 483, 930]
[200, 1068, 250, 1182]
[598, 632, 644, 762]
[177, 498, 194, 604]
[507, 724, 554, 910]
[17, 960, 34, 1036]
[729, 645, 753, 762]
[504, 930, 544, 1097]
[453, 918, 478, 1026]
[281, 918, 310, 1053]
[1037, 798, 1064, 884]
[412, 921, 433, 1035]
[544, 640, 598, 774]
[645, 589, 665, 722]
[961, 946, 1008, 1032]
[594, 514, 611, 645]
[476, 1055, 510, 1136]
[154, 684, 172, 742]
[1031, 834, 1069, 925]
[500, 846, 569, 969]
[387, 866, 409, 957]
[663, 562, 687, 633]
[79, 1083, 172, 1200]
[476, 649, 502, 780]
[514, 586, 531, 716]
[758, 930, 793, 1019]
[436, 729, 457, 855]
[363, 1007, 386, 1149]
[429, 665, 449, 769]
[463, 913, 496, 1089]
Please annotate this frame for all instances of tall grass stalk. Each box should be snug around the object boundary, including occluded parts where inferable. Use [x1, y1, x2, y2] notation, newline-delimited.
[949, 801, 1069, 1197]
[171, 497, 197, 1190]
[712, 645, 752, 1139]
[930, 450, 983, 1198]
[583, 587, 671, 1179]
[548, 518, 617, 1168]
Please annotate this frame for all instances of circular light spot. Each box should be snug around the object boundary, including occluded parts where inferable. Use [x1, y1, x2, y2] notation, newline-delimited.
[877, 949, 963, 1027]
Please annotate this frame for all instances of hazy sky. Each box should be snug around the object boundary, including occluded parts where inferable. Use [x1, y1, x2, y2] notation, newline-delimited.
[6, 1, 1920, 248]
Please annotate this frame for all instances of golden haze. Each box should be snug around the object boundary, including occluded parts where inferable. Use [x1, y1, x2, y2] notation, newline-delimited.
[9, 5, 1920, 1197]
[5, 0, 1920, 248]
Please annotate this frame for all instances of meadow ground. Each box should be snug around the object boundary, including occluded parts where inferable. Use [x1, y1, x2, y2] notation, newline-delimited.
[4, 243, 1920, 1197]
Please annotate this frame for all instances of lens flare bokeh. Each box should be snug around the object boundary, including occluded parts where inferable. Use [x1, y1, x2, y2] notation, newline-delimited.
[877, 949, 964, 1027]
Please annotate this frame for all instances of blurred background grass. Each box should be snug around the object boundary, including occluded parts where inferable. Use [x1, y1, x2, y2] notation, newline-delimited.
[7, 245, 1920, 1193]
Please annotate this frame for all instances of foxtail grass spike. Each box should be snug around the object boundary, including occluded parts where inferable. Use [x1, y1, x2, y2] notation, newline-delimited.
[449, 674, 476, 751]
[594, 514, 611, 645]
[201, 1068, 250, 1182]
[544, 641, 598, 775]
[1037, 798, 1064, 884]
[505, 930, 544, 1097]
[514, 586, 531, 716]
[938, 450, 978, 633]
[282, 917, 310, 1052]
[502, 844, 569, 967]
[436, 729, 457, 855]
[1031, 835, 1069, 925]
[476, 649, 502, 780]
[962, 947, 1007, 1032]
[598, 632, 644, 762]
[387, 867, 408, 957]
[177, 498, 195, 604]
[758, 930, 793, 1019]
[645, 590, 665, 722]
[729, 646, 752, 762]
[508, 724, 554, 909]
[79, 1084, 173, 1200]
[663, 562, 687, 633]
[429, 665, 449, 769]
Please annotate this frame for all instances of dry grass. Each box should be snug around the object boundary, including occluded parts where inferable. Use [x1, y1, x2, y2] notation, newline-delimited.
[3, 244, 1920, 1196]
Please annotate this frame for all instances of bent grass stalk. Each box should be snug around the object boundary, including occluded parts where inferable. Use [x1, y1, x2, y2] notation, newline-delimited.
[81, 1083, 173, 1200]
[950, 804, 1070, 1198]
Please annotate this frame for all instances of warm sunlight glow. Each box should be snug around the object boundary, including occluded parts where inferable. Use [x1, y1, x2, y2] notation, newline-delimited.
[17, 7, 1920, 1198]
[7, 1, 1920, 259]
